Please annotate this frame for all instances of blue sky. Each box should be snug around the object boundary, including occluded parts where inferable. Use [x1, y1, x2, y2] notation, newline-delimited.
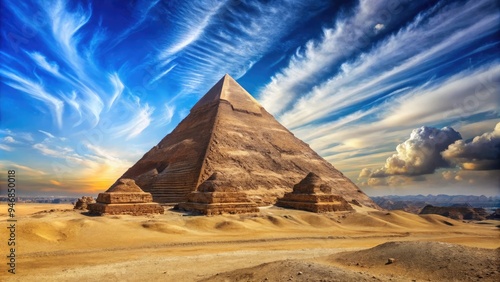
[0, 0, 499, 197]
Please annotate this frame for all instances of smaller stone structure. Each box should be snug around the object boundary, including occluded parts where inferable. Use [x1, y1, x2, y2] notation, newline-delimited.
[88, 178, 164, 215]
[276, 172, 353, 213]
[73, 196, 96, 210]
[178, 172, 259, 215]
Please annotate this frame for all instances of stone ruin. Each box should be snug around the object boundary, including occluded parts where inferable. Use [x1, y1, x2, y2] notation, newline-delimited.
[73, 196, 96, 210]
[276, 172, 354, 213]
[178, 172, 259, 215]
[88, 178, 164, 215]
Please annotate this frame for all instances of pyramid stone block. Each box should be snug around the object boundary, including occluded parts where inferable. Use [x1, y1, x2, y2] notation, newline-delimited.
[276, 173, 354, 213]
[117, 74, 379, 209]
[178, 172, 259, 215]
[88, 179, 164, 215]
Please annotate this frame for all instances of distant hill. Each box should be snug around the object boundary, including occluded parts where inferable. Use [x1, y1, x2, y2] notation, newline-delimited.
[419, 205, 490, 220]
[372, 194, 499, 209]
[371, 195, 500, 220]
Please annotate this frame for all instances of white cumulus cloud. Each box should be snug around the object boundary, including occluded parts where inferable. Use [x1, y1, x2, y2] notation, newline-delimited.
[369, 126, 462, 177]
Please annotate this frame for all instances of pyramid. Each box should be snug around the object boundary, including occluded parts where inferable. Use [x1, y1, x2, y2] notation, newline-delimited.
[178, 172, 259, 215]
[118, 74, 378, 209]
[276, 172, 354, 213]
[88, 179, 164, 215]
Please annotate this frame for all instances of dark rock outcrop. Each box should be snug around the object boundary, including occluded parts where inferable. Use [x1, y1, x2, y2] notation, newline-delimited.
[486, 208, 500, 220]
[419, 205, 489, 220]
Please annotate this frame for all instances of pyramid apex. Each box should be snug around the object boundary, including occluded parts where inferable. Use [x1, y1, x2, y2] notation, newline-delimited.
[192, 74, 262, 114]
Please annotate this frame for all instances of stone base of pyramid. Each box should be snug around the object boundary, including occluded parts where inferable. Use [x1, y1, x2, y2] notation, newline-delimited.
[88, 178, 164, 215]
[89, 202, 164, 215]
[276, 194, 353, 213]
[178, 172, 259, 215]
[178, 198, 259, 215]
[96, 192, 154, 204]
[275, 172, 354, 213]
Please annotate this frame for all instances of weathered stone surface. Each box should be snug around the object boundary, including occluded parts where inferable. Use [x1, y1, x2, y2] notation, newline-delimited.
[289, 172, 331, 194]
[96, 192, 153, 204]
[116, 74, 379, 209]
[89, 203, 164, 215]
[89, 178, 164, 215]
[276, 173, 354, 213]
[106, 178, 144, 192]
[73, 196, 95, 210]
[178, 172, 259, 215]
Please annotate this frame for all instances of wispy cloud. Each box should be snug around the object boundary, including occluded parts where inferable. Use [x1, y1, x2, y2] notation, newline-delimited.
[33, 143, 64, 157]
[0, 144, 13, 151]
[278, 0, 499, 130]
[38, 130, 55, 139]
[45, 0, 91, 74]
[258, 0, 425, 115]
[0, 129, 34, 142]
[112, 100, 154, 140]
[1, 0, 154, 135]
[108, 73, 124, 110]
[159, 1, 227, 59]
[0, 161, 47, 176]
[104, 0, 161, 52]
[26, 51, 61, 76]
[158, 104, 176, 126]
[154, 0, 330, 92]
[149, 63, 177, 85]
[0, 68, 64, 128]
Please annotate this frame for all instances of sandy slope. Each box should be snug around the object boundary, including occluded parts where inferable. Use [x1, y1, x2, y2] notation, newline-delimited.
[204, 242, 500, 282]
[0, 203, 498, 281]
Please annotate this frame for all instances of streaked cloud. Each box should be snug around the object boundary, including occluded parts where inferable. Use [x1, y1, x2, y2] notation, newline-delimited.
[50, 179, 62, 186]
[158, 104, 176, 126]
[159, 1, 227, 58]
[258, 0, 424, 115]
[112, 101, 154, 140]
[108, 73, 124, 109]
[0, 144, 13, 151]
[27, 51, 61, 76]
[33, 143, 64, 157]
[277, 0, 499, 130]
[0, 68, 65, 128]
[0, 161, 47, 176]
[38, 130, 55, 139]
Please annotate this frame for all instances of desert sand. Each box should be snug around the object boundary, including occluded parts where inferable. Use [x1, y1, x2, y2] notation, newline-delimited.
[0, 203, 498, 281]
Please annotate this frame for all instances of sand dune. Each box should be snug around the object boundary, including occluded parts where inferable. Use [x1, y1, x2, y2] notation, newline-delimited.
[0, 204, 498, 281]
[203, 241, 500, 282]
[329, 241, 500, 281]
[202, 260, 378, 282]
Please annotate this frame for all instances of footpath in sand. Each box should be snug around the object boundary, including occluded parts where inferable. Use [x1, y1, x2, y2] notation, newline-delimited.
[0, 203, 498, 281]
